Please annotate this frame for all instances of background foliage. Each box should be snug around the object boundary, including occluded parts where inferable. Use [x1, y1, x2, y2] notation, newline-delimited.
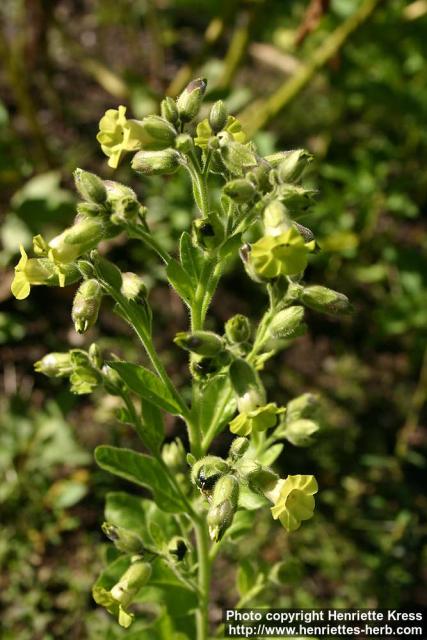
[1, 0, 426, 637]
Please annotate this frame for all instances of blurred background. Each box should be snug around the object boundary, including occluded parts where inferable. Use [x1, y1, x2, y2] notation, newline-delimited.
[1, 0, 426, 638]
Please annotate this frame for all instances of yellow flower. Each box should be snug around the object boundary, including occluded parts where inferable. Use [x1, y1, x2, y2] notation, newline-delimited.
[194, 115, 246, 149]
[267, 474, 318, 532]
[229, 403, 281, 436]
[97, 106, 146, 169]
[11, 246, 79, 300]
[250, 227, 315, 279]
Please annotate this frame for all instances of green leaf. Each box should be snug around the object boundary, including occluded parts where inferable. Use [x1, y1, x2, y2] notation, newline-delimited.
[198, 376, 236, 437]
[166, 260, 194, 305]
[238, 486, 268, 510]
[179, 231, 203, 282]
[105, 492, 147, 532]
[237, 559, 256, 597]
[140, 399, 165, 453]
[257, 443, 284, 466]
[95, 446, 186, 513]
[109, 361, 182, 415]
[218, 233, 242, 260]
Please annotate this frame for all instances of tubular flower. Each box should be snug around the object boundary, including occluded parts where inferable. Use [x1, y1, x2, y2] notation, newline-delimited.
[265, 474, 318, 532]
[11, 246, 80, 300]
[194, 115, 246, 149]
[229, 403, 282, 436]
[97, 106, 147, 168]
[250, 227, 315, 279]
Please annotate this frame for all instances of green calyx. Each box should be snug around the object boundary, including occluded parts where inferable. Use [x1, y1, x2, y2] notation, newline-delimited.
[174, 330, 224, 357]
[131, 148, 181, 175]
[207, 474, 239, 542]
[102, 522, 145, 555]
[225, 314, 251, 344]
[176, 77, 207, 122]
[72, 279, 103, 333]
[74, 168, 107, 204]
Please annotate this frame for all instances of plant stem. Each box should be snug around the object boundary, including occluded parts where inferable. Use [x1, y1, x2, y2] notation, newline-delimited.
[194, 518, 211, 640]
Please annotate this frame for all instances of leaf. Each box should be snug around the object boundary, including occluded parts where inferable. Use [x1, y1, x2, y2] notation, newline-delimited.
[218, 233, 242, 260]
[227, 510, 256, 541]
[237, 559, 256, 597]
[238, 486, 268, 510]
[198, 376, 236, 437]
[140, 399, 165, 453]
[95, 446, 186, 513]
[166, 260, 194, 305]
[179, 231, 203, 282]
[257, 443, 284, 466]
[109, 361, 182, 415]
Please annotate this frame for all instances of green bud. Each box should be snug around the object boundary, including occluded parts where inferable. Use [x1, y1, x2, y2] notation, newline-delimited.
[72, 279, 103, 333]
[34, 352, 73, 377]
[131, 149, 180, 176]
[241, 460, 279, 495]
[269, 306, 305, 339]
[104, 180, 137, 202]
[89, 343, 103, 368]
[110, 560, 152, 608]
[102, 364, 124, 395]
[207, 474, 239, 542]
[220, 141, 257, 176]
[176, 77, 207, 122]
[76, 202, 105, 217]
[49, 217, 115, 264]
[110, 196, 142, 225]
[283, 419, 319, 447]
[209, 100, 228, 133]
[175, 133, 193, 153]
[192, 217, 223, 250]
[174, 330, 224, 357]
[247, 160, 272, 193]
[286, 392, 320, 422]
[277, 149, 313, 183]
[102, 522, 145, 554]
[191, 455, 230, 494]
[140, 115, 177, 149]
[301, 285, 352, 315]
[161, 96, 179, 124]
[263, 200, 291, 236]
[228, 437, 249, 461]
[121, 272, 147, 301]
[91, 251, 123, 289]
[74, 168, 107, 204]
[264, 151, 289, 167]
[189, 352, 230, 379]
[275, 184, 316, 212]
[162, 438, 187, 472]
[225, 314, 251, 344]
[223, 178, 256, 203]
[167, 536, 188, 562]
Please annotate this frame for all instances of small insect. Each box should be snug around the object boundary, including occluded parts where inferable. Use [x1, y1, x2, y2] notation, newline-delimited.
[191, 456, 230, 496]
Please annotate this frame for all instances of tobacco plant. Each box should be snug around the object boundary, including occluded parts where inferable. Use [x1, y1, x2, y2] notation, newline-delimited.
[12, 79, 351, 638]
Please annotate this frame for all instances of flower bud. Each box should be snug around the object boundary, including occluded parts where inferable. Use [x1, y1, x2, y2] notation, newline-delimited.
[76, 202, 105, 217]
[174, 331, 224, 357]
[269, 306, 305, 339]
[220, 141, 257, 176]
[161, 96, 179, 124]
[225, 314, 251, 344]
[241, 460, 279, 495]
[72, 279, 103, 333]
[167, 536, 188, 561]
[102, 364, 124, 395]
[301, 285, 352, 315]
[176, 77, 207, 122]
[223, 178, 256, 203]
[191, 456, 230, 494]
[162, 438, 187, 472]
[110, 196, 142, 225]
[228, 437, 249, 461]
[49, 217, 115, 264]
[263, 200, 291, 237]
[192, 218, 223, 250]
[175, 133, 192, 153]
[121, 272, 147, 301]
[89, 343, 103, 368]
[283, 419, 319, 447]
[207, 474, 239, 542]
[277, 149, 313, 183]
[286, 392, 320, 423]
[102, 522, 145, 554]
[110, 560, 152, 608]
[140, 115, 177, 149]
[209, 100, 228, 133]
[104, 180, 137, 201]
[34, 352, 73, 377]
[74, 168, 107, 204]
[131, 149, 180, 176]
